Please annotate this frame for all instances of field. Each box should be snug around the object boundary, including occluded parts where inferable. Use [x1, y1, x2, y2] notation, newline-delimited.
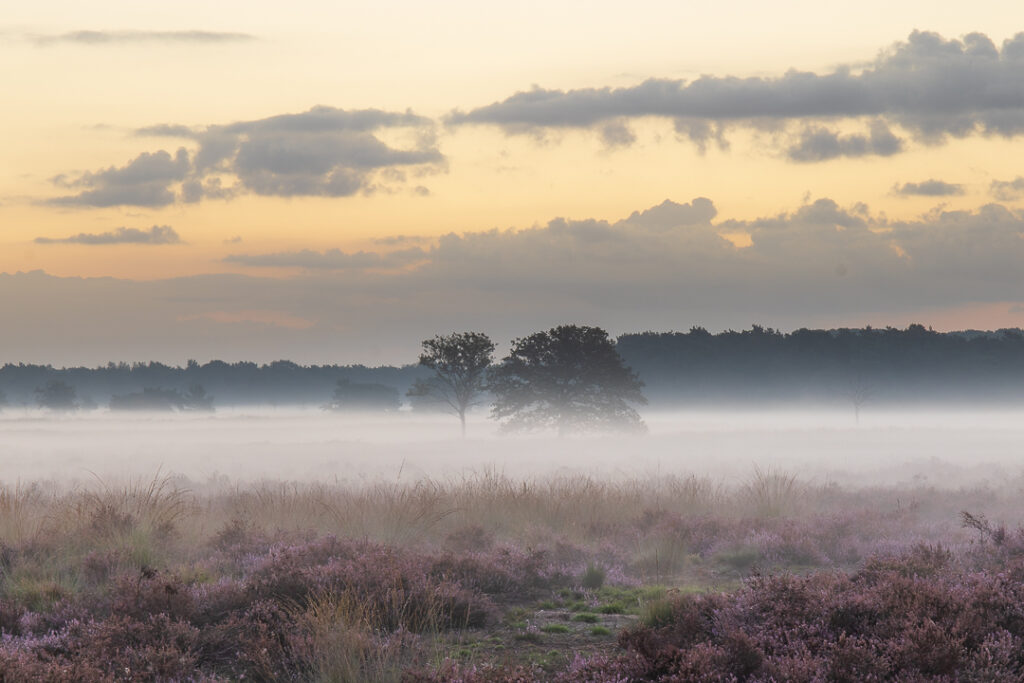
[1, 410, 1024, 680]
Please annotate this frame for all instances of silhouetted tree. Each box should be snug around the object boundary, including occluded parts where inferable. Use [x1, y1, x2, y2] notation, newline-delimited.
[489, 325, 646, 435]
[407, 332, 495, 436]
[35, 380, 77, 411]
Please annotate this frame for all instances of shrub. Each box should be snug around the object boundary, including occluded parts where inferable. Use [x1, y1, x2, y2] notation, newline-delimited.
[580, 564, 605, 589]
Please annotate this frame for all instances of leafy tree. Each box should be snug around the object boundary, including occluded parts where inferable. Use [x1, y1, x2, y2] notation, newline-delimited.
[488, 324, 646, 434]
[407, 332, 495, 436]
[35, 380, 77, 411]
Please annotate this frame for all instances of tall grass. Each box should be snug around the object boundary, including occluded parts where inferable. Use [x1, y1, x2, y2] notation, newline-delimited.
[0, 469, 1019, 679]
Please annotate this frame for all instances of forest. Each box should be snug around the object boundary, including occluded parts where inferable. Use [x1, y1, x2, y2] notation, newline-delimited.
[2, 324, 1024, 410]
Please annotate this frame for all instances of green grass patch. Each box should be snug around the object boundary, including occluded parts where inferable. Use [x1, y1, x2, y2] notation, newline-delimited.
[715, 546, 763, 572]
[540, 624, 570, 634]
[597, 603, 624, 614]
[589, 626, 613, 636]
[572, 613, 599, 623]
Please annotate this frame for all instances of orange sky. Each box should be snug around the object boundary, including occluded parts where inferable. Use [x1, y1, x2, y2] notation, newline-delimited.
[3, 3, 1024, 362]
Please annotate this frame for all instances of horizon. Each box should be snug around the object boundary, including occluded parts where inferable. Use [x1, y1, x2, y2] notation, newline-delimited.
[1, 321, 1021, 368]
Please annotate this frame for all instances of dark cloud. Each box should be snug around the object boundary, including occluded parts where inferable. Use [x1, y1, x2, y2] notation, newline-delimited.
[787, 121, 903, 161]
[45, 148, 190, 207]
[990, 177, 1024, 201]
[894, 179, 965, 197]
[224, 247, 426, 270]
[32, 30, 255, 46]
[48, 107, 444, 207]
[207, 107, 443, 198]
[181, 177, 237, 203]
[450, 31, 1024, 157]
[599, 120, 637, 148]
[34, 225, 180, 245]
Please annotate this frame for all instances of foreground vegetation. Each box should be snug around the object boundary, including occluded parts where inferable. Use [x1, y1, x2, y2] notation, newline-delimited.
[0, 470, 1022, 680]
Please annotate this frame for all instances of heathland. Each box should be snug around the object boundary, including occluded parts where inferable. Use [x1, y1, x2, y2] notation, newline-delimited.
[1, 411, 1024, 679]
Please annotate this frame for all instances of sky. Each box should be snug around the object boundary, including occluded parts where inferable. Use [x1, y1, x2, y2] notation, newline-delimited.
[4, 1, 1024, 365]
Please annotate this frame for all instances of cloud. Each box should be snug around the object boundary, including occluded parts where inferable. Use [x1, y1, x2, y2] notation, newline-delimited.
[136, 124, 197, 138]
[787, 121, 903, 161]
[372, 235, 432, 246]
[450, 31, 1024, 157]
[224, 247, 426, 269]
[46, 106, 444, 207]
[894, 179, 965, 197]
[32, 30, 255, 46]
[34, 225, 181, 245]
[7, 197, 1024, 364]
[599, 120, 637, 148]
[206, 107, 443, 198]
[990, 176, 1024, 201]
[45, 148, 190, 207]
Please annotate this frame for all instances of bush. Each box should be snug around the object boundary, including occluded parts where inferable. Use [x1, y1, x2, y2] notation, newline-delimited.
[580, 564, 605, 589]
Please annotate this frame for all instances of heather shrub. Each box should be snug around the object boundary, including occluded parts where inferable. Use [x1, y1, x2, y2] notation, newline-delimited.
[1, 473, 1023, 679]
[609, 551, 1024, 681]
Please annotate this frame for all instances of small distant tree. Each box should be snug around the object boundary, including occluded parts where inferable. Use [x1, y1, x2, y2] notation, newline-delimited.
[488, 324, 646, 435]
[847, 374, 873, 425]
[36, 380, 77, 412]
[407, 332, 495, 436]
[182, 384, 215, 412]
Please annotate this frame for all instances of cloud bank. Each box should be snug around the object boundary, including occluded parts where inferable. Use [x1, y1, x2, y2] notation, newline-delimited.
[35, 225, 181, 245]
[224, 247, 426, 270]
[46, 107, 444, 207]
[450, 31, 1024, 158]
[8, 196, 1024, 364]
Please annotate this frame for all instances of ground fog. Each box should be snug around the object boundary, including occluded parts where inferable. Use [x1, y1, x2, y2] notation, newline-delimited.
[1, 407, 1022, 489]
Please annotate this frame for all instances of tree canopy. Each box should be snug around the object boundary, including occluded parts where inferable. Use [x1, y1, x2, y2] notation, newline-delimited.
[488, 324, 646, 434]
[407, 332, 495, 436]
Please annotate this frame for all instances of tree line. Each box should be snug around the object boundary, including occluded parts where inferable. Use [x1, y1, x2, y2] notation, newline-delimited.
[4, 324, 1024, 421]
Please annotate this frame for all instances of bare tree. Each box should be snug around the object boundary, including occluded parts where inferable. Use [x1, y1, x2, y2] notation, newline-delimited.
[407, 332, 495, 437]
[846, 374, 874, 425]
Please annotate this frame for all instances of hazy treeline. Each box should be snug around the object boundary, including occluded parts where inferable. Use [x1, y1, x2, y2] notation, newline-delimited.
[617, 324, 1024, 406]
[4, 324, 1024, 409]
[0, 360, 429, 409]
